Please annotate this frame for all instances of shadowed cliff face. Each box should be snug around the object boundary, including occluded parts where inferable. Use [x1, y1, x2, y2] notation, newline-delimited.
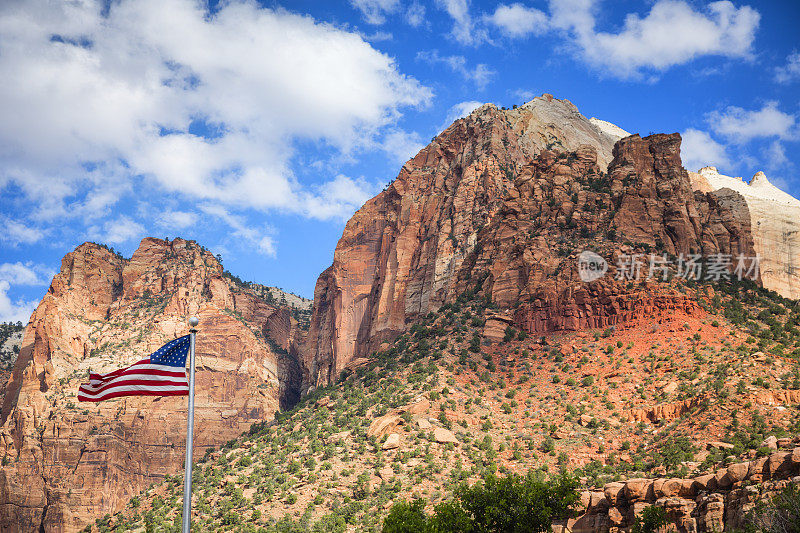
[0, 238, 303, 532]
[689, 167, 800, 300]
[302, 99, 757, 389]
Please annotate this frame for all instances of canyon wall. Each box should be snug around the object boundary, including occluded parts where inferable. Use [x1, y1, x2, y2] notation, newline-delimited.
[303, 95, 630, 387]
[690, 166, 800, 300]
[303, 95, 759, 389]
[0, 238, 303, 532]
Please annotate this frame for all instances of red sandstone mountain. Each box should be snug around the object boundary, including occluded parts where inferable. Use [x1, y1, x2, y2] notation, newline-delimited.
[0, 238, 303, 532]
[5, 93, 800, 532]
[302, 96, 756, 389]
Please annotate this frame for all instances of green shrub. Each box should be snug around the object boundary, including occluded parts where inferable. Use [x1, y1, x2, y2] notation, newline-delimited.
[382, 472, 578, 532]
[631, 505, 669, 533]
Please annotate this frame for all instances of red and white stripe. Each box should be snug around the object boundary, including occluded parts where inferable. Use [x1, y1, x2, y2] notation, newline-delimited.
[78, 358, 188, 402]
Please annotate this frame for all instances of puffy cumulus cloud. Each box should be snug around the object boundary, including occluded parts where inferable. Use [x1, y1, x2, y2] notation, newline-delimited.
[488, 3, 548, 38]
[301, 175, 377, 221]
[0, 280, 37, 324]
[0, 262, 54, 286]
[0, 0, 431, 223]
[90, 216, 145, 245]
[708, 101, 797, 143]
[775, 51, 800, 84]
[416, 50, 495, 89]
[350, 0, 401, 25]
[680, 128, 732, 173]
[549, 0, 760, 79]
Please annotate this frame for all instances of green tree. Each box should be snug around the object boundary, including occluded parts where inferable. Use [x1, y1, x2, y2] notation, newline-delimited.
[382, 472, 578, 533]
[631, 505, 669, 533]
[382, 499, 431, 533]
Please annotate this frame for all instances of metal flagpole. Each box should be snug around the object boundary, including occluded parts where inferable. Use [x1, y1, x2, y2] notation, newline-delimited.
[182, 316, 199, 533]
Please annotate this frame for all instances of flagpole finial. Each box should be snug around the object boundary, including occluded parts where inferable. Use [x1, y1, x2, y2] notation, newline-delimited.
[188, 316, 199, 327]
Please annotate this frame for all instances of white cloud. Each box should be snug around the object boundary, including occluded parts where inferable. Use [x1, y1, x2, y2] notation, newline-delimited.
[350, 0, 401, 25]
[156, 210, 198, 230]
[549, 0, 760, 79]
[360, 30, 393, 42]
[417, 50, 495, 89]
[0, 217, 45, 245]
[100, 216, 146, 244]
[382, 130, 425, 165]
[0, 262, 52, 324]
[436, 0, 488, 45]
[489, 3, 548, 38]
[406, 2, 426, 27]
[511, 88, 536, 102]
[708, 101, 797, 143]
[198, 204, 278, 257]
[301, 175, 376, 221]
[0, 281, 37, 324]
[0, 262, 53, 286]
[775, 51, 800, 84]
[439, 100, 485, 132]
[765, 141, 790, 173]
[680, 128, 732, 172]
[0, 0, 431, 224]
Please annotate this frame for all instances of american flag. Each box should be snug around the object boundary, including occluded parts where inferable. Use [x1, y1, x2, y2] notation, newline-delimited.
[78, 336, 191, 402]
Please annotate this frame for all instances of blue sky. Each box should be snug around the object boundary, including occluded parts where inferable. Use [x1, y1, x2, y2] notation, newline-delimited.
[0, 0, 798, 322]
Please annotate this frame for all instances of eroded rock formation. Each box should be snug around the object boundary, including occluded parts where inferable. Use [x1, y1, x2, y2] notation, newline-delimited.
[690, 166, 800, 300]
[568, 444, 800, 533]
[303, 96, 756, 389]
[0, 238, 303, 532]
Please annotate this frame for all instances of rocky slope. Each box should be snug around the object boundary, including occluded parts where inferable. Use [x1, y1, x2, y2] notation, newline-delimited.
[106, 279, 800, 532]
[690, 167, 800, 300]
[0, 238, 304, 532]
[303, 94, 757, 389]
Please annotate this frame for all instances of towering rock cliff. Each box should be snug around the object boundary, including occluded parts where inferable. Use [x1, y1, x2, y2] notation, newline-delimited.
[303, 96, 757, 388]
[690, 167, 800, 300]
[0, 238, 303, 532]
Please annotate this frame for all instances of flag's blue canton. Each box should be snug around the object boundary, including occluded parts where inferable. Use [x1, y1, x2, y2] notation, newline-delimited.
[150, 335, 191, 367]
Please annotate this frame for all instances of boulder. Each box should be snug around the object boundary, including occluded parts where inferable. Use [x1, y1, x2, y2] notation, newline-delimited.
[367, 414, 403, 438]
[604, 482, 626, 506]
[624, 478, 652, 502]
[707, 441, 735, 451]
[382, 433, 401, 450]
[433, 427, 458, 444]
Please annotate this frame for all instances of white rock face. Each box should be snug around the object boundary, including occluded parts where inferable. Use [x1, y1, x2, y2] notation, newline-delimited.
[589, 117, 631, 140]
[689, 166, 800, 299]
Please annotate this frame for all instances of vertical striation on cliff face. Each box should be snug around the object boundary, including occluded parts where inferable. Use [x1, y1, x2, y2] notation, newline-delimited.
[303, 97, 758, 390]
[302, 95, 630, 388]
[0, 238, 303, 532]
[689, 166, 800, 300]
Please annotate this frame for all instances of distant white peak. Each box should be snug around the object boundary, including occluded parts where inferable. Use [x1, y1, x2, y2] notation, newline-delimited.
[698, 167, 800, 207]
[750, 171, 770, 187]
[589, 118, 631, 140]
[521, 93, 580, 114]
[699, 166, 743, 181]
